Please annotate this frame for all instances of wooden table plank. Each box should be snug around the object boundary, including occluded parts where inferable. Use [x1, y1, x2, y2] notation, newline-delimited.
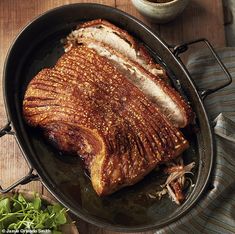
[0, 0, 225, 234]
[158, 0, 225, 47]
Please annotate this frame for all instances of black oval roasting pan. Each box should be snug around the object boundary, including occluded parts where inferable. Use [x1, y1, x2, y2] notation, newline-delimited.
[1, 3, 232, 232]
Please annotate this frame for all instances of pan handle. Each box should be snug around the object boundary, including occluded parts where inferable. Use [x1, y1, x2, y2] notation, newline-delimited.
[171, 38, 232, 99]
[0, 121, 39, 193]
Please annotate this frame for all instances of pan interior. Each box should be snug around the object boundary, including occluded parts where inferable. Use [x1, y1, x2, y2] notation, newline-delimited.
[3, 4, 212, 231]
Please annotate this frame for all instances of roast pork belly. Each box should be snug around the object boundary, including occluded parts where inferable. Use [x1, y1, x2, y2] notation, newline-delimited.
[66, 19, 168, 80]
[23, 46, 189, 196]
[73, 38, 193, 128]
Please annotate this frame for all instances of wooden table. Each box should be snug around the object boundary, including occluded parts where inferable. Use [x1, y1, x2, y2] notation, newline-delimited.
[0, 0, 225, 233]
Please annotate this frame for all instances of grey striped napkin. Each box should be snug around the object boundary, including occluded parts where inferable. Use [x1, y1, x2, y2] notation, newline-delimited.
[156, 48, 235, 234]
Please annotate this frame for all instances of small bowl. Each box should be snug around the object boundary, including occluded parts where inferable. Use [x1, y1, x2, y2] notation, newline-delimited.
[131, 0, 190, 23]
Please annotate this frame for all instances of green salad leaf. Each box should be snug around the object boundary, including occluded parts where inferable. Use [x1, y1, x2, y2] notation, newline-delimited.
[0, 198, 11, 213]
[0, 193, 70, 232]
[33, 196, 41, 210]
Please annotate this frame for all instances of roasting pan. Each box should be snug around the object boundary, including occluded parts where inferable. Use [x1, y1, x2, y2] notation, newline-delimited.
[0, 3, 232, 232]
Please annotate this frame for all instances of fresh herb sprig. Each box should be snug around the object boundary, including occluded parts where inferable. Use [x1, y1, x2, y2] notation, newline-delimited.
[0, 193, 68, 233]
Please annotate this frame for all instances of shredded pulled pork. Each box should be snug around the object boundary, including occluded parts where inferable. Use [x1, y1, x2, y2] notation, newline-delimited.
[149, 159, 195, 204]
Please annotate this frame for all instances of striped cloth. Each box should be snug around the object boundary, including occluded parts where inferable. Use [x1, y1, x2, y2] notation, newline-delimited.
[157, 48, 235, 234]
